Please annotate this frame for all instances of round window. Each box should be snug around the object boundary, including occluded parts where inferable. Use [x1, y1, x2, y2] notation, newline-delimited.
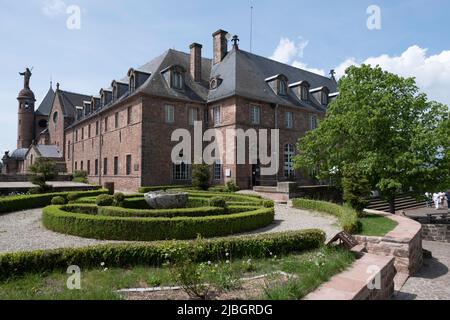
[53, 112, 58, 123]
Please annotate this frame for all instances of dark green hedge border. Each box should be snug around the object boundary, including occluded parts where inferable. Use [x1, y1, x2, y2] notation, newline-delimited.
[0, 230, 325, 281]
[292, 198, 359, 233]
[0, 189, 108, 215]
[42, 205, 275, 241]
[62, 204, 260, 218]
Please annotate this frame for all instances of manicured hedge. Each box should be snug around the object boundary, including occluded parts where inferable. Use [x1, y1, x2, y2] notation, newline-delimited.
[0, 189, 108, 215]
[292, 198, 360, 233]
[138, 185, 190, 193]
[42, 205, 275, 241]
[0, 229, 325, 280]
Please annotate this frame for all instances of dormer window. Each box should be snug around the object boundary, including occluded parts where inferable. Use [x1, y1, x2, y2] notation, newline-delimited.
[265, 74, 289, 96]
[310, 86, 330, 106]
[279, 79, 287, 96]
[172, 71, 183, 89]
[129, 74, 136, 92]
[100, 89, 112, 107]
[321, 91, 328, 105]
[289, 81, 310, 102]
[210, 77, 222, 90]
[161, 65, 185, 90]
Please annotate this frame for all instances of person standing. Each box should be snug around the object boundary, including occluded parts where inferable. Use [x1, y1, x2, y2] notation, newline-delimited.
[433, 192, 440, 210]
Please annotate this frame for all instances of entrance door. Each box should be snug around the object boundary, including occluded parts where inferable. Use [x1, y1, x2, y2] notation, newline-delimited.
[252, 163, 261, 187]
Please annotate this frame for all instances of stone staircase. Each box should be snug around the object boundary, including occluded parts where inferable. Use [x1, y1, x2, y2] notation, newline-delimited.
[367, 195, 426, 213]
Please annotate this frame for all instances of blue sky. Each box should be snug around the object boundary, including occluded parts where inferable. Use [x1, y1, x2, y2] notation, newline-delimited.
[1, 0, 450, 153]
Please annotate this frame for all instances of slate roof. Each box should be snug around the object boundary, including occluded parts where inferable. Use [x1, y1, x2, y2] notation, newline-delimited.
[10, 148, 28, 160]
[35, 87, 55, 116]
[33, 145, 62, 158]
[68, 45, 337, 128]
[57, 90, 92, 118]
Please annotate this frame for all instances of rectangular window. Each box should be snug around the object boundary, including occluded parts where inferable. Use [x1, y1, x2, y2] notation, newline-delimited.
[88, 124, 91, 138]
[104, 117, 108, 132]
[103, 158, 108, 175]
[115, 112, 119, 128]
[126, 155, 132, 175]
[250, 105, 261, 125]
[172, 163, 191, 181]
[87, 160, 91, 175]
[95, 159, 98, 176]
[127, 106, 132, 125]
[188, 108, 198, 126]
[81, 128, 84, 140]
[286, 112, 293, 129]
[284, 144, 295, 178]
[171, 72, 183, 89]
[75, 161, 78, 171]
[95, 121, 99, 135]
[80, 161, 84, 171]
[213, 106, 221, 126]
[67, 141, 71, 160]
[165, 105, 175, 123]
[310, 115, 318, 130]
[75, 130, 78, 142]
[114, 156, 119, 175]
[214, 162, 222, 181]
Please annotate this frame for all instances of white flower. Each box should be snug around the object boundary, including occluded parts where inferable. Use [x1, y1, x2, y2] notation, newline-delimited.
[225, 252, 229, 257]
[226, 260, 230, 264]
[100, 262, 105, 267]
[103, 268, 108, 272]
[207, 261, 212, 265]
[247, 259, 252, 264]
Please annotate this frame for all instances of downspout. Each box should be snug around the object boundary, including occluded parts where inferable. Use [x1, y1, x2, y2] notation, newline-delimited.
[274, 104, 280, 183]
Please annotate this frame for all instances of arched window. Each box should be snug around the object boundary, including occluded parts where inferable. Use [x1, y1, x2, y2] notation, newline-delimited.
[301, 85, 309, 101]
[284, 144, 295, 178]
[129, 74, 136, 92]
[53, 111, 59, 124]
[321, 91, 328, 105]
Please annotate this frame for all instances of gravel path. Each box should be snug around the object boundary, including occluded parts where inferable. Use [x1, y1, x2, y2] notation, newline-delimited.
[0, 205, 341, 254]
[394, 241, 450, 300]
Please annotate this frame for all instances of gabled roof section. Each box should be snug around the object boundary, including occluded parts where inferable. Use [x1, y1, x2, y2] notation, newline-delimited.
[35, 87, 55, 116]
[208, 47, 338, 111]
[57, 89, 92, 118]
[33, 145, 63, 158]
[136, 49, 212, 102]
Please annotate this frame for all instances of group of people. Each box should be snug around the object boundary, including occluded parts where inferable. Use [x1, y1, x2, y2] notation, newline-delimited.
[426, 191, 450, 210]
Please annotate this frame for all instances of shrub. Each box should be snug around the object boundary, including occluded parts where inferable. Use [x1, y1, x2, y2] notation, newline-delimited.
[96, 194, 114, 207]
[263, 200, 275, 208]
[0, 229, 325, 280]
[72, 170, 88, 183]
[138, 185, 190, 193]
[113, 193, 125, 207]
[192, 164, 210, 191]
[42, 205, 275, 241]
[67, 193, 80, 202]
[225, 181, 239, 193]
[28, 158, 58, 194]
[95, 205, 230, 218]
[0, 189, 108, 215]
[51, 196, 66, 205]
[209, 197, 227, 208]
[292, 198, 360, 234]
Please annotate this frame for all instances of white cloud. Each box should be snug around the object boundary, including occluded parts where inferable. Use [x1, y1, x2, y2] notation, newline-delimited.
[270, 37, 325, 76]
[292, 61, 325, 76]
[334, 46, 450, 106]
[42, 0, 67, 17]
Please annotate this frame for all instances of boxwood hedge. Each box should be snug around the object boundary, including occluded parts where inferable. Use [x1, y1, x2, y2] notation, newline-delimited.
[292, 198, 360, 233]
[0, 189, 108, 215]
[42, 205, 275, 241]
[0, 229, 325, 280]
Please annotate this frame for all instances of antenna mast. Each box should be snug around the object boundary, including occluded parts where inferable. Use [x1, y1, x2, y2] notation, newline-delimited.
[250, 1, 254, 53]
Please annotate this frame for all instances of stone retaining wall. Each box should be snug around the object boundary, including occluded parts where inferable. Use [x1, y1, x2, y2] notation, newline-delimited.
[422, 224, 450, 243]
[304, 253, 396, 300]
[354, 209, 423, 276]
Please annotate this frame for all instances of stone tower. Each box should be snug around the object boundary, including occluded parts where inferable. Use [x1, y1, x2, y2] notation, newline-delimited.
[17, 68, 36, 149]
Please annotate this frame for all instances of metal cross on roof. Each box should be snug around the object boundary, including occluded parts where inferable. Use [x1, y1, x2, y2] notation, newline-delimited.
[232, 35, 240, 48]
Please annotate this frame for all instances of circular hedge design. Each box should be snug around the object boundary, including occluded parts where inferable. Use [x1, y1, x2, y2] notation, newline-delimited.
[42, 192, 275, 241]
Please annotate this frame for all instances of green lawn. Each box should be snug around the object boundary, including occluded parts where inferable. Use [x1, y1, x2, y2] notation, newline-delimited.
[0, 247, 354, 300]
[357, 214, 398, 237]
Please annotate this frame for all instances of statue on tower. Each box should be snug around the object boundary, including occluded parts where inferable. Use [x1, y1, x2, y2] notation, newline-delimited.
[19, 67, 32, 89]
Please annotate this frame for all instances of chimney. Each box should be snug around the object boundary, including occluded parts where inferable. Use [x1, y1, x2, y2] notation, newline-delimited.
[190, 43, 203, 82]
[213, 29, 228, 65]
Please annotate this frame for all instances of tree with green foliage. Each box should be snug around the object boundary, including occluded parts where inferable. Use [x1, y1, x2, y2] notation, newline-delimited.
[192, 164, 211, 191]
[28, 158, 58, 194]
[342, 164, 371, 213]
[294, 65, 450, 214]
